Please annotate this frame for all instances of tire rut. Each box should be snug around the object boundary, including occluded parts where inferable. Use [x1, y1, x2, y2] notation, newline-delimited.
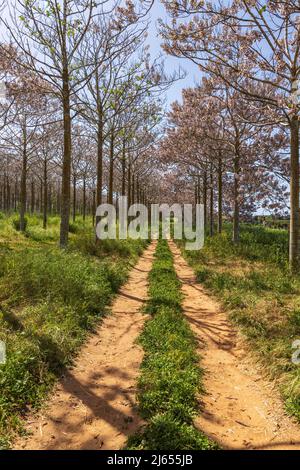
[14, 242, 156, 450]
[169, 240, 300, 450]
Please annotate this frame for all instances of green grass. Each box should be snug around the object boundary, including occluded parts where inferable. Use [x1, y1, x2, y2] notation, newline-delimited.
[0, 213, 147, 449]
[178, 224, 300, 421]
[127, 240, 218, 450]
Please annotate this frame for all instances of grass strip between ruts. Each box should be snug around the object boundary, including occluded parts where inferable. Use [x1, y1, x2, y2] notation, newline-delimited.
[127, 239, 218, 450]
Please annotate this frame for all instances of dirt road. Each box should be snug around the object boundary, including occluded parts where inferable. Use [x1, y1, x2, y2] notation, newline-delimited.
[15, 242, 156, 450]
[169, 240, 300, 450]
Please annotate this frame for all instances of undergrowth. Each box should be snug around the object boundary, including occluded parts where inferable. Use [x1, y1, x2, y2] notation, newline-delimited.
[0, 213, 147, 448]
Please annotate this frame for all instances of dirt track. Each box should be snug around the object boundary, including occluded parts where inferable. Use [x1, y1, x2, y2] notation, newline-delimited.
[15, 239, 300, 450]
[169, 240, 300, 450]
[15, 242, 156, 450]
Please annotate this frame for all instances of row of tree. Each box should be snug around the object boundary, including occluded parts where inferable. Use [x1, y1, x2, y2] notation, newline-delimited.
[159, 78, 289, 243]
[0, 0, 169, 243]
[160, 0, 300, 269]
[0, 1, 298, 270]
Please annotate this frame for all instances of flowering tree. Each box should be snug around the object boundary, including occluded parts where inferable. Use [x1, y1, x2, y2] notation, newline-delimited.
[159, 77, 288, 239]
[161, 0, 300, 267]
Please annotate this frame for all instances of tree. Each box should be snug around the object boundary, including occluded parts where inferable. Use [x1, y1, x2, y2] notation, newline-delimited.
[2, 0, 97, 246]
[159, 78, 288, 238]
[0, 75, 49, 231]
[161, 0, 300, 268]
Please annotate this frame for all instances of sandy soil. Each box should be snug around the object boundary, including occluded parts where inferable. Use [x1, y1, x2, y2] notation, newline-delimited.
[169, 240, 300, 450]
[14, 242, 156, 450]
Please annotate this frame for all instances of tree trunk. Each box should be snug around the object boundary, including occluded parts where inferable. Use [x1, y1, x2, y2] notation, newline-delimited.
[289, 114, 300, 270]
[3, 175, 7, 212]
[132, 173, 135, 205]
[48, 183, 52, 215]
[59, 66, 71, 248]
[210, 168, 214, 237]
[31, 180, 35, 214]
[203, 170, 207, 230]
[83, 177, 86, 222]
[7, 178, 11, 213]
[14, 178, 18, 212]
[39, 181, 43, 213]
[97, 118, 103, 207]
[95, 66, 103, 208]
[128, 161, 132, 207]
[43, 160, 48, 229]
[121, 139, 126, 196]
[92, 190, 96, 227]
[108, 131, 114, 205]
[232, 153, 240, 244]
[136, 178, 140, 204]
[0, 182, 3, 212]
[72, 176, 76, 222]
[20, 164, 27, 231]
[56, 182, 61, 215]
[218, 156, 223, 234]
[19, 125, 27, 232]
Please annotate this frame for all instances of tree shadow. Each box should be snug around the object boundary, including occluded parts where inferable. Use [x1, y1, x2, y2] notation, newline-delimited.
[40, 364, 143, 450]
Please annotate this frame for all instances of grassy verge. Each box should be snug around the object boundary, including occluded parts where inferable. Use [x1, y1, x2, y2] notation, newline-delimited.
[0, 213, 147, 449]
[127, 239, 218, 450]
[178, 224, 300, 421]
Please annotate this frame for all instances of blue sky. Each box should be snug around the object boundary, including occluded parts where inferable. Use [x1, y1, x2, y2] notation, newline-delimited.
[147, 1, 201, 108]
[0, 1, 200, 108]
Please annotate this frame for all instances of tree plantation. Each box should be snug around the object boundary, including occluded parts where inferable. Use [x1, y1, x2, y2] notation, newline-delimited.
[0, 0, 300, 457]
